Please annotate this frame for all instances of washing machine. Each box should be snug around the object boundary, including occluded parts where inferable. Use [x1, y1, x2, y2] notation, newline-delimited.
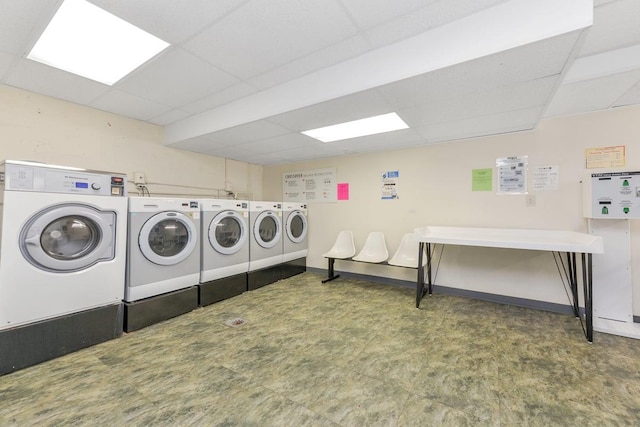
[248, 200, 282, 290]
[124, 197, 200, 331]
[281, 202, 308, 279]
[199, 198, 249, 306]
[0, 160, 127, 375]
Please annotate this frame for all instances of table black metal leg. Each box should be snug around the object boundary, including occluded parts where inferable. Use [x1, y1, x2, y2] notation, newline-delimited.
[567, 252, 579, 317]
[416, 242, 425, 307]
[581, 253, 593, 343]
[426, 243, 433, 295]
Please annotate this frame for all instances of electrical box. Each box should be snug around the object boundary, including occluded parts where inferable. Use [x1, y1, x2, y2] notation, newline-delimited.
[584, 171, 640, 219]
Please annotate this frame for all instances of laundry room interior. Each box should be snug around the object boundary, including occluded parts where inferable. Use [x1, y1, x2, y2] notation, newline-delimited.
[2, 0, 640, 425]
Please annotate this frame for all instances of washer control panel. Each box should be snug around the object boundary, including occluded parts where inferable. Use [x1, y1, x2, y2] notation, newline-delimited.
[1, 161, 127, 196]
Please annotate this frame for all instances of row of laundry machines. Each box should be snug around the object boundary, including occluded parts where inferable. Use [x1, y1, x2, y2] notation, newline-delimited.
[0, 160, 307, 375]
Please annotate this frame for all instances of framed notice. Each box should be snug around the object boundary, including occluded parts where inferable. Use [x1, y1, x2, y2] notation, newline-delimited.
[585, 146, 625, 169]
[283, 168, 337, 202]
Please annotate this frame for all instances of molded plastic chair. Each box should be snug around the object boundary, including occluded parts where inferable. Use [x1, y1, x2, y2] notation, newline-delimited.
[322, 230, 356, 260]
[388, 233, 427, 268]
[322, 231, 356, 283]
[352, 232, 388, 263]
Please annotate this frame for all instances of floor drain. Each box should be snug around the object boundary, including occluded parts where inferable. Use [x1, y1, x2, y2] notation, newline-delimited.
[224, 317, 247, 327]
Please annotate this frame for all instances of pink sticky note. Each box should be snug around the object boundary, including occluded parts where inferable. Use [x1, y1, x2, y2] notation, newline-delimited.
[337, 183, 349, 200]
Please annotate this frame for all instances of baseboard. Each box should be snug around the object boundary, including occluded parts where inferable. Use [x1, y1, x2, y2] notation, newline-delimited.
[309, 267, 579, 316]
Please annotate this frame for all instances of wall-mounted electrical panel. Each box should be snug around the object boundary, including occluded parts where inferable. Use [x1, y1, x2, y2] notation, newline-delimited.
[583, 171, 640, 219]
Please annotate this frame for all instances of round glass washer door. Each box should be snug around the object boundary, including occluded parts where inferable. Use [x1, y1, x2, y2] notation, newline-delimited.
[253, 210, 281, 249]
[20, 204, 116, 273]
[209, 210, 247, 255]
[139, 211, 197, 266]
[286, 211, 307, 243]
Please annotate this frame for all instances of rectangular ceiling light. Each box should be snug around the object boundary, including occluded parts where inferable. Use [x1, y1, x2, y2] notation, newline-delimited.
[302, 112, 409, 142]
[27, 0, 169, 86]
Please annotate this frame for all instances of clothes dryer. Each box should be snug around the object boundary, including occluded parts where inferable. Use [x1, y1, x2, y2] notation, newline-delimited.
[199, 198, 249, 306]
[281, 202, 308, 279]
[124, 197, 200, 331]
[248, 201, 282, 290]
[0, 160, 127, 374]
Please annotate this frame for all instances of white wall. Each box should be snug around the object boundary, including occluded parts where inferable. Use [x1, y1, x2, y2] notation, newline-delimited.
[0, 85, 263, 200]
[263, 105, 640, 313]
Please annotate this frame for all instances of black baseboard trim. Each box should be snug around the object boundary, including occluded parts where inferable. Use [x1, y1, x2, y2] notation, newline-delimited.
[309, 267, 579, 317]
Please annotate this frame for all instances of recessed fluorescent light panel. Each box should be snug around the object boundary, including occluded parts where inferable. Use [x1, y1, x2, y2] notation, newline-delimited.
[27, 0, 169, 85]
[302, 112, 409, 142]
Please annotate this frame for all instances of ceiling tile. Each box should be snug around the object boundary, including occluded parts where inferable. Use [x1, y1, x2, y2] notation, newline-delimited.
[544, 68, 640, 117]
[115, 48, 239, 107]
[0, 51, 14, 78]
[330, 128, 424, 153]
[183, 0, 359, 79]
[88, 0, 250, 44]
[579, 0, 640, 56]
[614, 79, 640, 107]
[247, 35, 371, 90]
[4, 58, 109, 105]
[180, 83, 258, 115]
[0, 0, 59, 54]
[149, 109, 191, 126]
[378, 31, 579, 110]
[364, 0, 508, 49]
[339, 0, 439, 30]
[416, 107, 543, 142]
[400, 76, 558, 128]
[90, 89, 172, 121]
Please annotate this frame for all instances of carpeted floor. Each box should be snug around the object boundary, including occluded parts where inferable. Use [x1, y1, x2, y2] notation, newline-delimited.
[1, 272, 639, 426]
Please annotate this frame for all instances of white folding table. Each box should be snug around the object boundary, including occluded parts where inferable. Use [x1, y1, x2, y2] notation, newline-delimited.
[414, 226, 604, 342]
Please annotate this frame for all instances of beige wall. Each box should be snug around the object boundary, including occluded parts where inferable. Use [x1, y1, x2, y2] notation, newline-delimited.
[264, 105, 640, 313]
[0, 85, 262, 200]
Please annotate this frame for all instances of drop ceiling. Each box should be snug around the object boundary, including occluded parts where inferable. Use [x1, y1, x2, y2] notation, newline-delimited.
[1, 0, 639, 166]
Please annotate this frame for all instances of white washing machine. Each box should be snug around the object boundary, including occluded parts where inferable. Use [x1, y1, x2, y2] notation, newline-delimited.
[248, 201, 282, 290]
[282, 202, 308, 262]
[281, 202, 308, 279]
[124, 197, 200, 331]
[0, 160, 128, 330]
[126, 197, 200, 301]
[0, 160, 127, 374]
[199, 198, 249, 305]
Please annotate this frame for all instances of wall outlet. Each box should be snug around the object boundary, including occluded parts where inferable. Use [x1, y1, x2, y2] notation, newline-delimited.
[134, 171, 146, 185]
[225, 181, 233, 192]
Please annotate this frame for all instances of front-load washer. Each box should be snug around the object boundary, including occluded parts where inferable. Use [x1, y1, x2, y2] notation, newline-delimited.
[248, 201, 282, 290]
[281, 202, 308, 279]
[124, 197, 200, 331]
[0, 160, 127, 375]
[199, 198, 249, 306]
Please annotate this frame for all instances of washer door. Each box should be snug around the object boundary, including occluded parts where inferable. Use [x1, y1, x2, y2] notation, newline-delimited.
[20, 204, 116, 273]
[253, 210, 281, 249]
[209, 210, 247, 255]
[286, 210, 307, 243]
[139, 211, 197, 266]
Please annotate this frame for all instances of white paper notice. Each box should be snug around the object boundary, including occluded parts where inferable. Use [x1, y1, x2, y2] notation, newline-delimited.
[532, 166, 559, 191]
[381, 170, 399, 200]
[497, 156, 527, 194]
